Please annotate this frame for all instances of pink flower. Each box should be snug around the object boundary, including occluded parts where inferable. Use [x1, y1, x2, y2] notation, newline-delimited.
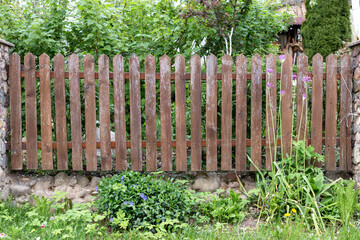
[267, 69, 273, 74]
[50, 217, 54, 220]
[302, 76, 311, 83]
[0, 233, 6, 238]
[292, 75, 297, 80]
[279, 55, 286, 62]
[266, 82, 275, 88]
[279, 90, 285, 95]
[302, 94, 306, 100]
[41, 225, 45, 228]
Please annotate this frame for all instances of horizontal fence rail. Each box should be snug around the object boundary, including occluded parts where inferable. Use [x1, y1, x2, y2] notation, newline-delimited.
[8, 53, 352, 172]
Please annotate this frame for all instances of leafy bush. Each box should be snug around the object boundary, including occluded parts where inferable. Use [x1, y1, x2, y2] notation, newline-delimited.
[95, 171, 196, 232]
[336, 179, 359, 227]
[200, 189, 248, 224]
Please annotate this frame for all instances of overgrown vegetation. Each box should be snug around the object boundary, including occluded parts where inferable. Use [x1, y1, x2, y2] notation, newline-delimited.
[0, 0, 292, 60]
[301, 0, 351, 60]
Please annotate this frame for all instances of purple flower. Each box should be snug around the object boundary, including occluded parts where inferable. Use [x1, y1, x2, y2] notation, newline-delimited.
[110, 217, 113, 222]
[292, 75, 297, 80]
[302, 94, 306, 100]
[129, 202, 134, 206]
[278, 55, 286, 62]
[123, 201, 128, 205]
[266, 69, 273, 74]
[266, 82, 275, 88]
[121, 175, 125, 181]
[302, 76, 311, 83]
[95, 187, 98, 191]
[279, 90, 285, 95]
[140, 193, 147, 200]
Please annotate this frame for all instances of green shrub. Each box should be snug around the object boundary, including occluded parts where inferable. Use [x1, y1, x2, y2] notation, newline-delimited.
[200, 189, 248, 224]
[95, 171, 195, 232]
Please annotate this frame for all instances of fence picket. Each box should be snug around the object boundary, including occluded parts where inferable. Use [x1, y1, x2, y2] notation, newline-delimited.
[251, 54, 262, 171]
[175, 55, 187, 171]
[113, 55, 127, 170]
[160, 55, 172, 171]
[206, 54, 218, 171]
[24, 53, 37, 169]
[10, 53, 22, 170]
[236, 55, 247, 171]
[265, 54, 277, 171]
[190, 54, 202, 171]
[130, 54, 142, 171]
[325, 54, 337, 171]
[311, 54, 324, 167]
[340, 54, 352, 171]
[69, 54, 82, 170]
[281, 54, 293, 159]
[39, 53, 53, 170]
[145, 54, 157, 171]
[99, 55, 111, 171]
[221, 54, 233, 170]
[83, 54, 97, 171]
[54, 54, 68, 170]
[296, 54, 308, 142]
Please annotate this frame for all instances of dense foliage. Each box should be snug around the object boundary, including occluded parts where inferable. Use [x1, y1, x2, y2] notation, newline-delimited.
[301, 0, 351, 60]
[95, 171, 196, 232]
[0, 0, 292, 60]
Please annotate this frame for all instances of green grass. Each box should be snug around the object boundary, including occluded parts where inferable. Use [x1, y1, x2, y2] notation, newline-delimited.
[0, 199, 359, 240]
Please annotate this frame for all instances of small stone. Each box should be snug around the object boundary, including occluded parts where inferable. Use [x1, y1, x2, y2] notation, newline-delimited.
[191, 174, 220, 192]
[10, 184, 30, 197]
[29, 179, 37, 187]
[76, 175, 89, 187]
[54, 172, 69, 187]
[84, 194, 95, 202]
[68, 177, 77, 187]
[355, 68, 360, 81]
[89, 176, 101, 188]
[15, 196, 28, 204]
[229, 181, 240, 188]
[78, 190, 88, 198]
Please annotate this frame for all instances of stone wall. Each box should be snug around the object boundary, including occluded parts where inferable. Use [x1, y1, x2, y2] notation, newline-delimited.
[0, 39, 14, 185]
[351, 40, 360, 187]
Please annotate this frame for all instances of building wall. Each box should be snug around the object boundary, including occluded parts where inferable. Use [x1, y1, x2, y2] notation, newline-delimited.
[351, 0, 360, 40]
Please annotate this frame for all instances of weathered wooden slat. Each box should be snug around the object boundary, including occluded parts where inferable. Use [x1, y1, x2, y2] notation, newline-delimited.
[281, 54, 293, 159]
[160, 55, 172, 171]
[236, 55, 247, 171]
[221, 54, 233, 170]
[113, 55, 127, 171]
[190, 54, 202, 171]
[340, 54, 352, 171]
[145, 54, 157, 172]
[175, 55, 187, 171]
[39, 53, 53, 170]
[296, 54, 308, 142]
[206, 54, 218, 171]
[10, 53, 22, 170]
[24, 53, 37, 169]
[250, 54, 262, 171]
[325, 54, 337, 171]
[83, 54, 97, 171]
[129, 54, 142, 171]
[265, 54, 277, 171]
[311, 54, 324, 167]
[99, 54, 111, 171]
[69, 54, 82, 170]
[54, 54, 68, 170]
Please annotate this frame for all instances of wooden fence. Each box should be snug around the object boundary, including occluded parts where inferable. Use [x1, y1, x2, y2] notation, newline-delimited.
[8, 52, 352, 172]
